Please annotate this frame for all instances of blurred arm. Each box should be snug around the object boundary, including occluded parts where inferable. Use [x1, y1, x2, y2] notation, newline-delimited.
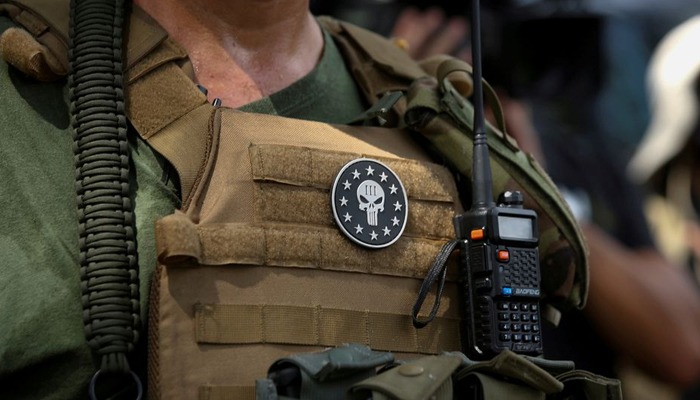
[391, 7, 469, 60]
[583, 222, 700, 387]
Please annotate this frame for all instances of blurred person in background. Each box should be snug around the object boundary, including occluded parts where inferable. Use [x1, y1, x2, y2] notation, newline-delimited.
[628, 15, 700, 400]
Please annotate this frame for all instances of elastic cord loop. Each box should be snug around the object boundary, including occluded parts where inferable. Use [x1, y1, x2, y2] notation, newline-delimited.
[412, 239, 460, 328]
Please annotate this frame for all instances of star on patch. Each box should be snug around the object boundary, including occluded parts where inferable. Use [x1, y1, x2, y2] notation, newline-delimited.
[331, 158, 408, 249]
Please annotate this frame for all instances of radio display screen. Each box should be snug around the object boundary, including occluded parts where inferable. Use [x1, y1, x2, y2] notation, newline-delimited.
[498, 215, 534, 240]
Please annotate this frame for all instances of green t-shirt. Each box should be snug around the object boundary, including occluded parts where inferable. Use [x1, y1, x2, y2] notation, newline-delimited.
[0, 16, 366, 400]
[240, 29, 366, 122]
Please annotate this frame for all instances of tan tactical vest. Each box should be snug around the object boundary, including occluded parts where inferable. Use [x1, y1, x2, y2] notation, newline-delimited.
[138, 37, 465, 400]
[1, 2, 591, 399]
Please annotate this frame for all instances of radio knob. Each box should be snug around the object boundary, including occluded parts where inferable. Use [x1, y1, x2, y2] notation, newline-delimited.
[498, 190, 524, 207]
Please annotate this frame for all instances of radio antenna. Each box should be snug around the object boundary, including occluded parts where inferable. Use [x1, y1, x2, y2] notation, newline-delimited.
[469, 0, 495, 211]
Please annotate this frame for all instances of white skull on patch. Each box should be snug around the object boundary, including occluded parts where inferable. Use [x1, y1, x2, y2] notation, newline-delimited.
[357, 180, 384, 226]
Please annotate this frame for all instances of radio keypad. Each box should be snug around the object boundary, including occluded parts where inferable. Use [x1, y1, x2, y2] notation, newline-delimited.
[496, 301, 542, 350]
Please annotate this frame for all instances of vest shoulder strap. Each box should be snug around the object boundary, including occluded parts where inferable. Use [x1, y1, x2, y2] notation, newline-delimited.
[318, 16, 425, 84]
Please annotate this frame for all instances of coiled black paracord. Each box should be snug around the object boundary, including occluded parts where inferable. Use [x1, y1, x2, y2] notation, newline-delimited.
[68, 0, 140, 384]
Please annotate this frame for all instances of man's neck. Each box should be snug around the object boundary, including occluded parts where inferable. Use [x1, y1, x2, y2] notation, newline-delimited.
[134, 0, 323, 108]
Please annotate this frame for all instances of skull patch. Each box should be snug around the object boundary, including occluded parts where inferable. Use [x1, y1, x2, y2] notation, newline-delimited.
[357, 180, 384, 226]
[331, 158, 408, 249]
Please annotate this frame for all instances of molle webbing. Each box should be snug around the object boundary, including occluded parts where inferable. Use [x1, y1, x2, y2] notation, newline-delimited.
[156, 142, 461, 278]
[199, 386, 256, 400]
[194, 303, 460, 354]
[157, 216, 459, 282]
[254, 182, 453, 237]
[250, 144, 457, 237]
[249, 144, 456, 203]
[154, 266, 462, 399]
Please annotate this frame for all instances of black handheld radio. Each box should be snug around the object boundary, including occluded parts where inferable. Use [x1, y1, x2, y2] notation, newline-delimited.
[453, 0, 543, 360]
